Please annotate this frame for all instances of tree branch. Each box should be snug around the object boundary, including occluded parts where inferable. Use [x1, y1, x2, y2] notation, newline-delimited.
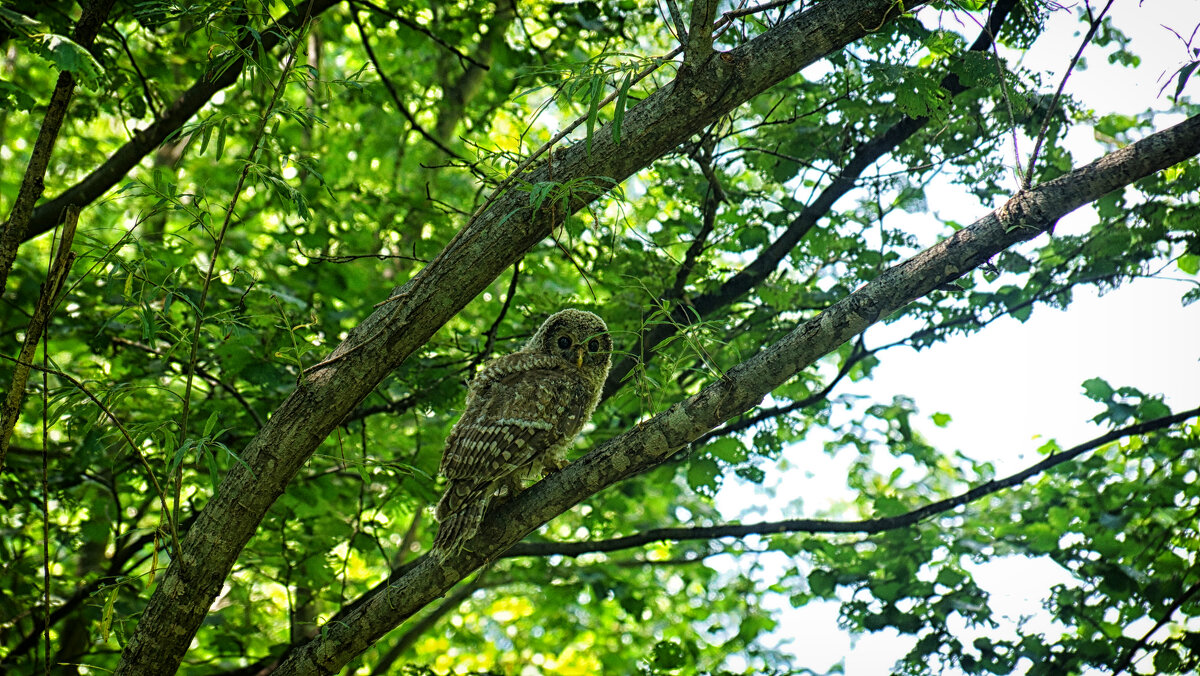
[269, 109, 1200, 675]
[1112, 577, 1200, 676]
[20, 0, 341, 244]
[347, 0, 490, 70]
[0, 206, 77, 472]
[0, 0, 115, 293]
[600, 0, 1021, 400]
[683, 0, 719, 72]
[117, 2, 943, 671]
[503, 405, 1200, 558]
[350, 7, 464, 159]
[368, 575, 484, 674]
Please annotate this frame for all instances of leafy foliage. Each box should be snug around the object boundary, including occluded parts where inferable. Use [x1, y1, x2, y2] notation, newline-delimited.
[0, 0, 1198, 674]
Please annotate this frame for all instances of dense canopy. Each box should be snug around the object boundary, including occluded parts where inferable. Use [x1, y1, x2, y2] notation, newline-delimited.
[1, 0, 1198, 674]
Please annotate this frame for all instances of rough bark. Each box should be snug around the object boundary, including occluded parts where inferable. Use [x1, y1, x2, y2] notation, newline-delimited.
[114, 1, 931, 672]
[268, 112, 1200, 674]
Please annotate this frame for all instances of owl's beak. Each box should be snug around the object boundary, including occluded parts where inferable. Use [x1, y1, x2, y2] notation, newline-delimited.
[575, 347, 585, 368]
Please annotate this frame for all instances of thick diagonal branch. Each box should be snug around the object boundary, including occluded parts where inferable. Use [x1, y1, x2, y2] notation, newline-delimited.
[602, 0, 1019, 400]
[113, 2, 938, 673]
[269, 112, 1200, 676]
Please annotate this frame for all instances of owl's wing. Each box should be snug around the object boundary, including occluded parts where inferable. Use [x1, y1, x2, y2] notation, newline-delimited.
[439, 365, 591, 483]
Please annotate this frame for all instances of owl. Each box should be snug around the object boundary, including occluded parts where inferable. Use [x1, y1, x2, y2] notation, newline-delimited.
[433, 309, 612, 555]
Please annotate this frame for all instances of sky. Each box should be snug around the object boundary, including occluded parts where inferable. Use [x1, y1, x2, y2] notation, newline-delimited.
[714, 2, 1200, 673]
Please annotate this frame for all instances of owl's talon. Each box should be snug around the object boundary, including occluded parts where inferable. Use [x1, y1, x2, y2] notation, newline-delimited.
[541, 458, 570, 478]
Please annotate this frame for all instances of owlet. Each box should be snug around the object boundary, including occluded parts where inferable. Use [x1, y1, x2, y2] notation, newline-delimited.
[433, 309, 612, 554]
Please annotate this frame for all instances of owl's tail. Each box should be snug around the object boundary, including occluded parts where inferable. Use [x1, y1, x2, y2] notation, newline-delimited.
[432, 482, 487, 556]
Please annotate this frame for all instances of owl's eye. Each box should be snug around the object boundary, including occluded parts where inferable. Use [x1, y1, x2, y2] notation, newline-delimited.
[587, 339, 600, 352]
[557, 336, 571, 350]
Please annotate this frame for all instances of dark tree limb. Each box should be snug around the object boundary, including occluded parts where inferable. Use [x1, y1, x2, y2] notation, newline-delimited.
[347, 0, 490, 70]
[368, 575, 484, 675]
[349, 7, 464, 160]
[600, 0, 1021, 400]
[504, 404, 1200, 558]
[0, 0, 115, 294]
[268, 110, 1200, 676]
[1112, 578, 1200, 676]
[0, 207, 77, 472]
[114, 1, 940, 672]
[20, 0, 341, 244]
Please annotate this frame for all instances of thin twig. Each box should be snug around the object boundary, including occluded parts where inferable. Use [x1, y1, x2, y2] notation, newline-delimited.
[350, 7, 464, 159]
[664, 0, 690, 43]
[1022, 0, 1117, 188]
[109, 336, 264, 428]
[40, 221, 54, 676]
[470, 259, 522, 374]
[347, 0, 489, 70]
[176, 6, 314, 551]
[0, 355, 181, 559]
[1111, 578, 1200, 676]
[113, 25, 161, 118]
[0, 206, 78, 472]
[723, 0, 794, 21]
[294, 243, 429, 264]
[506, 405, 1200, 558]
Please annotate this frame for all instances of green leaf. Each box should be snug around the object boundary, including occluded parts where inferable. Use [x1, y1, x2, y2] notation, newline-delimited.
[220, 443, 255, 478]
[612, 69, 632, 145]
[1082, 377, 1114, 401]
[931, 412, 952, 427]
[198, 120, 214, 156]
[169, 439, 195, 475]
[100, 587, 117, 642]
[706, 437, 746, 463]
[38, 34, 104, 88]
[650, 639, 688, 670]
[215, 122, 228, 161]
[529, 181, 555, 212]
[204, 446, 221, 494]
[686, 458, 721, 496]
[0, 80, 36, 111]
[1172, 61, 1199, 103]
[1177, 253, 1199, 275]
[202, 413, 219, 439]
[808, 569, 836, 597]
[1154, 647, 1182, 673]
[586, 72, 603, 155]
[936, 568, 965, 587]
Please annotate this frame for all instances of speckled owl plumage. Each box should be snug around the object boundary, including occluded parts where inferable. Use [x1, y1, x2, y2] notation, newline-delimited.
[433, 309, 612, 555]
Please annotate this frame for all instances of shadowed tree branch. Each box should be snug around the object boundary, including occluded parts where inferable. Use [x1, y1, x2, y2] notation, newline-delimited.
[0, 0, 114, 294]
[601, 0, 1020, 401]
[114, 2, 946, 672]
[268, 110, 1200, 675]
[504, 405, 1200, 558]
[19, 0, 341, 244]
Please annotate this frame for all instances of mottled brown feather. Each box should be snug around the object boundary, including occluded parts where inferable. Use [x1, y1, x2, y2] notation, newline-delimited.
[432, 310, 611, 555]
